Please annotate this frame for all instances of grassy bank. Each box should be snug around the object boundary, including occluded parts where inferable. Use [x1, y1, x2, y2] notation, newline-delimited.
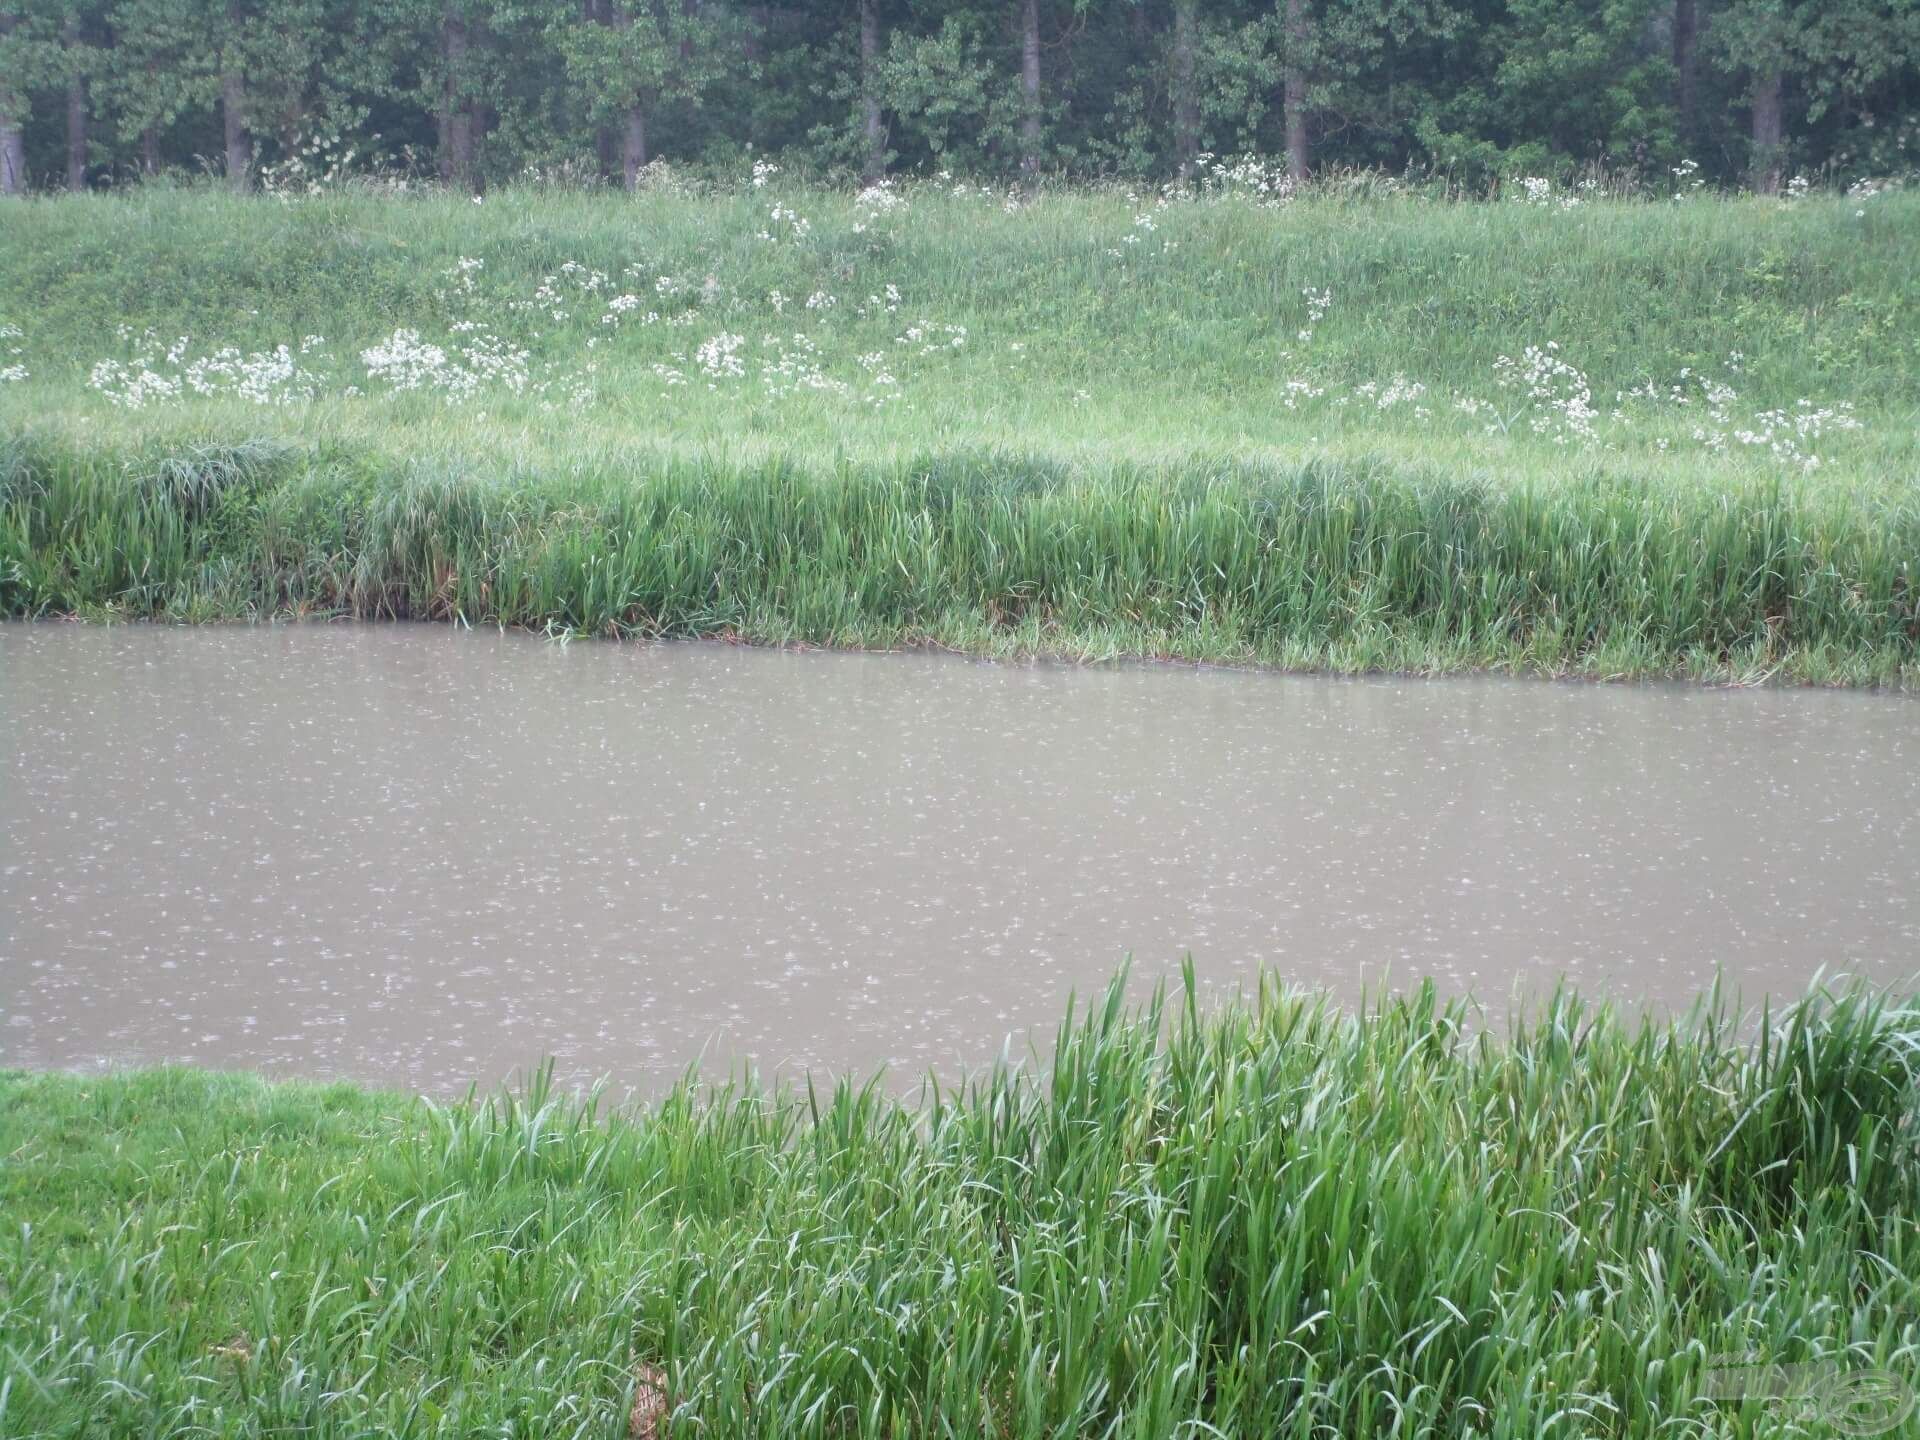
[3, 976, 1917, 1437]
[5, 433, 1918, 682]
[1, 182, 1916, 679]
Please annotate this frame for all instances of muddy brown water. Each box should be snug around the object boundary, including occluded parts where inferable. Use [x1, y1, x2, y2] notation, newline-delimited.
[2, 623, 1915, 1097]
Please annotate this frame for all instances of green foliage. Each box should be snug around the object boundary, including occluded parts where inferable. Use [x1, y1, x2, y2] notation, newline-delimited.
[1, 0, 1916, 188]
[2, 976, 1916, 1436]
[0, 182, 1914, 681]
[877, 14, 1026, 171]
[4, 429, 1917, 682]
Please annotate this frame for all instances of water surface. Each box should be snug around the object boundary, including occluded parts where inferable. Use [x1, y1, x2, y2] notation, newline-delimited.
[2, 624, 1914, 1095]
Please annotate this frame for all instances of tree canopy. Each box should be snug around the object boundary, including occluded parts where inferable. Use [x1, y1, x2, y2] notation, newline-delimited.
[1, 0, 1915, 193]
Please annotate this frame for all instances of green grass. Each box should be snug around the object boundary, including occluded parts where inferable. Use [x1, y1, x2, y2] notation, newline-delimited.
[1, 180, 1916, 680]
[5, 433, 1917, 683]
[3, 974, 1917, 1437]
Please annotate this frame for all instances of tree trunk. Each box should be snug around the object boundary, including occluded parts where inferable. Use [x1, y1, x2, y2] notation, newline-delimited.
[860, 0, 884, 180]
[64, 15, 88, 191]
[0, 116, 21, 197]
[586, 0, 616, 180]
[0, 16, 21, 197]
[1750, 68, 1783, 194]
[1019, 0, 1041, 174]
[1283, 0, 1309, 183]
[623, 103, 648, 188]
[743, 3, 765, 64]
[142, 126, 161, 175]
[1172, 0, 1198, 180]
[1671, 0, 1698, 148]
[443, 7, 476, 193]
[221, 66, 251, 191]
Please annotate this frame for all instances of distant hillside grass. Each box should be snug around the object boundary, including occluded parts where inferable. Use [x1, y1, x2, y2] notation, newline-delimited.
[0, 181, 1915, 680]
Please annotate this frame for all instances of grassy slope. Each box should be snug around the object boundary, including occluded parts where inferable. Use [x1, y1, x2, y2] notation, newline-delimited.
[5, 182, 1918, 455]
[2, 979, 1916, 1438]
[1, 183, 1917, 680]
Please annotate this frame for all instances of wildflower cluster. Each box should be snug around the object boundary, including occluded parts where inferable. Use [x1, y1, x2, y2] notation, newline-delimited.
[0, 324, 25, 384]
[1492, 343, 1598, 442]
[897, 322, 967, 356]
[759, 204, 812, 242]
[360, 329, 531, 402]
[852, 180, 907, 235]
[1510, 177, 1588, 211]
[1608, 359, 1864, 471]
[88, 329, 329, 409]
[1270, 335, 1864, 472]
[694, 331, 747, 381]
[756, 333, 854, 399]
[1185, 152, 1296, 208]
[1352, 375, 1428, 415]
[1297, 287, 1332, 345]
[1847, 176, 1899, 215]
[258, 127, 386, 199]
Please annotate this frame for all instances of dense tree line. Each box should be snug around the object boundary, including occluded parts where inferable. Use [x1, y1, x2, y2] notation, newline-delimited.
[1, 0, 1916, 195]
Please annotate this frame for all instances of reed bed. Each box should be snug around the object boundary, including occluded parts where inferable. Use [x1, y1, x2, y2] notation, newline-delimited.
[2, 974, 1916, 1437]
[2, 433, 1916, 683]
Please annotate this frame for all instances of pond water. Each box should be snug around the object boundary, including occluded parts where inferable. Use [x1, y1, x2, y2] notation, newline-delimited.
[2, 623, 1915, 1096]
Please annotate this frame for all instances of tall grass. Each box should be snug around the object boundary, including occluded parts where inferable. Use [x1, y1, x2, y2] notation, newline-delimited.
[1, 183, 1914, 680]
[2, 974, 1916, 1437]
[3, 432, 1916, 682]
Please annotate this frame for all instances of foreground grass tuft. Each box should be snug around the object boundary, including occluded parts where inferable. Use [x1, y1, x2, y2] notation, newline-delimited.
[3, 975, 1917, 1437]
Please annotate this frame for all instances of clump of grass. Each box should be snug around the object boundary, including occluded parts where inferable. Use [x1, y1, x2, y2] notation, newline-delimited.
[3, 431, 1916, 684]
[1, 973, 1915, 1437]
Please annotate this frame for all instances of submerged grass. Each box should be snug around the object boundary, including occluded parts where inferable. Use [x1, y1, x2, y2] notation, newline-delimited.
[2, 430, 1916, 683]
[3, 974, 1917, 1437]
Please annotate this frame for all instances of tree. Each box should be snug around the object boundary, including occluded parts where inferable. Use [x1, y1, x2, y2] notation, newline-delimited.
[101, 0, 214, 176]
[1283, 0, 1309, 178]
[1270, 0, 1464, 182]
[876, 13, 1017, 172]
[1672, 0, 1701, 146]
[0, 0, 1910, 192]
[0, 4, 62, 193]
[555, 0, 728, 187]
[0, 10, 25, 194]
[58, 2, 106, 190]
[1414, 0, 1674, 183]
[1017, 0, 1040, 171]
[441, 2, 475, 184]
[220, 2, 251, 186]
[1171, 0, 1199, 177]
[1710, 0, 1920, 193]
[859, 0, 882, 177]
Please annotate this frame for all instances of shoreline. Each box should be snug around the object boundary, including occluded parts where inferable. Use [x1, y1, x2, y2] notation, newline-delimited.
[4, 977, 1915, 1436]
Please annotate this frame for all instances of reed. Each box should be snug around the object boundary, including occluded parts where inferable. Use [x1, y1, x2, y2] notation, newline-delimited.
[3, 974, 1916, 1437]
[3, 432, 1916, 683]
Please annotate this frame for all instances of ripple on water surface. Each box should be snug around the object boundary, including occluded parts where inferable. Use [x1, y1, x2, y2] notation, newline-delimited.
[1, 623, 1915, 1095]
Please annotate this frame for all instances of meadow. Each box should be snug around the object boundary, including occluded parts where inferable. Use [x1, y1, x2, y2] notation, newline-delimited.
[2, 172, 1917, 681]
[2, 975, 1917, 1438]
